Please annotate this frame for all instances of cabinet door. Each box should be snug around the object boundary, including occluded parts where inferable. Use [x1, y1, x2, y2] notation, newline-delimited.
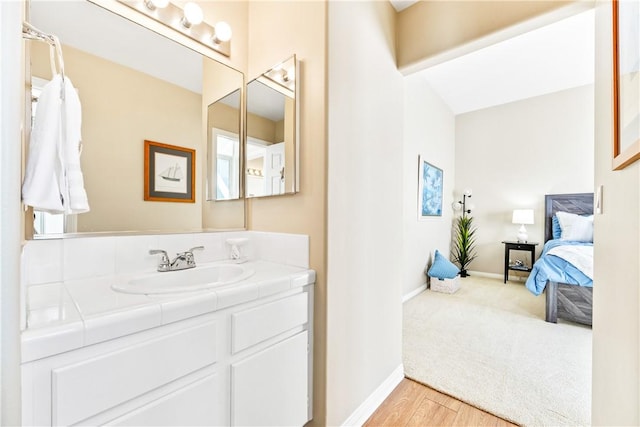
[231, 331, 309, 426]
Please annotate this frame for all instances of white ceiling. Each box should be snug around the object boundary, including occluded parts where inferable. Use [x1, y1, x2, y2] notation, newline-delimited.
[389, 0, 418, 12]
[418, 8, 595, 115]
[30, 0, 203, 94]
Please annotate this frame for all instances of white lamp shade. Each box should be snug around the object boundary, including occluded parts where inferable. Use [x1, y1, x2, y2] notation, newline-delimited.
[463, 188, 473, 197]
[512, 209, 534, 225]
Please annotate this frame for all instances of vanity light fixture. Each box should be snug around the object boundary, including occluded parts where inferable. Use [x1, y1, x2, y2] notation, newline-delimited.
[213, 21, 232, 44]
[181, 2, 203, 28]
[260, 57, 296, 94]
[118, 0, 231, 57]
[144, 0, 168, 11]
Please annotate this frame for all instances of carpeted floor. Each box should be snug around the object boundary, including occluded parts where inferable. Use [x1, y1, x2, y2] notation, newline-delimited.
[403, 276, 592, 427]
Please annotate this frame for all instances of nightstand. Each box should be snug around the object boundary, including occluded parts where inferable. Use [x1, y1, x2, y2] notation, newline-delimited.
[502, 241, 539, 283]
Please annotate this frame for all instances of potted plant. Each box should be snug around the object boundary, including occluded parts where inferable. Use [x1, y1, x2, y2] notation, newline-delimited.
[452, 204, 477, 277]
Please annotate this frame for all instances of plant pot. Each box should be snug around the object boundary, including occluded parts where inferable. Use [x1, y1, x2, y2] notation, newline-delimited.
[459, 269, 468, 278]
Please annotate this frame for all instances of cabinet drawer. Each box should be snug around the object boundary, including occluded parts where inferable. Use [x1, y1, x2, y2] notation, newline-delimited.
[52, 321, 217, 426]
[232, 292, 308, 354]
[107, 373, 221, 426]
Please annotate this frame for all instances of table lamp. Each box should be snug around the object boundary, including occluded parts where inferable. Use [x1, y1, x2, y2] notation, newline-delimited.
[512, 209, 534, 242]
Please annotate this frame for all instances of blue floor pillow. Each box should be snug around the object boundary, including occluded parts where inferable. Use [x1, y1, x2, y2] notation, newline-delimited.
[428, 250, 460, 279]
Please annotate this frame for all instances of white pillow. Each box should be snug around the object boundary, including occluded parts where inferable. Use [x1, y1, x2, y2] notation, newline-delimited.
[556, 211, 593, 242]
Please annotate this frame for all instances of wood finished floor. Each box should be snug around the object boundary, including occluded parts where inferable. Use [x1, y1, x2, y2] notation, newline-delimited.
[364, 378, 519, 427]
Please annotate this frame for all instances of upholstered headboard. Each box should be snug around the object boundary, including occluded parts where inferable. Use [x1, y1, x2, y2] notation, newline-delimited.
[544, 193, 594, 242]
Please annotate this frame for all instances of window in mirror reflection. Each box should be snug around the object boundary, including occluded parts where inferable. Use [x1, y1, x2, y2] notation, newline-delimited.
[208, 88, 242, 201]
[214, 129, 240, 199]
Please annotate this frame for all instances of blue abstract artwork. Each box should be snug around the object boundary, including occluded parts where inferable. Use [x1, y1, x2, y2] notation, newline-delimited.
[419, 158, 443, 217]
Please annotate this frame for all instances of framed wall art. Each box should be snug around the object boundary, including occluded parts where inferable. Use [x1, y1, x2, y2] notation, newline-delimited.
[418, 156, 443, 219]
[144, 140, 195, 203]
[613, 0, 640, 170]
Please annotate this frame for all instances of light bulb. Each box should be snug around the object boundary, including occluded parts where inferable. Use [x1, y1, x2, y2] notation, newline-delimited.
[182, 2, 203, 28]
[463, 188, 473, 197]
[145, 0, 169, 10]
[286, 67, 295, 81]
[452, 201, 462, 211]
[213, 21, 232, 43]
[466, 203, 475, 212]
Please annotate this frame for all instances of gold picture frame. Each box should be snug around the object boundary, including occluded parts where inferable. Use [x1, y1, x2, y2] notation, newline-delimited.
[144, 140, 195, 203]
[613, 0, 640, 170]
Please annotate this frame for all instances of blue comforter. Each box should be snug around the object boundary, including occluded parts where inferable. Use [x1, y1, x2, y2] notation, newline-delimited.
[525, 239, 593, 296]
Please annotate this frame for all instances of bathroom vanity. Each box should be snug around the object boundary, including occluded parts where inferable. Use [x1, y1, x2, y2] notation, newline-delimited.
[21, 232, 314, 426]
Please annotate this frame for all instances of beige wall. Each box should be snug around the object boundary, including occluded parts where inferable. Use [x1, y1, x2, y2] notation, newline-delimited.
[246, 1, 327, 425]
[455, 85, 594, 275]
[592, 1, 640, 424]
[397, 1, 592, 74]
[247, 111, 277, 143]
[32, 43, 203, 233]
[207, 101, 240, 135]
[403, 75, 456, 297]
[327, 1, 404, 424]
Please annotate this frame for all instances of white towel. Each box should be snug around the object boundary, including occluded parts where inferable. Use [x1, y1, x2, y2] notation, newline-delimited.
[22, 75, 89, 214]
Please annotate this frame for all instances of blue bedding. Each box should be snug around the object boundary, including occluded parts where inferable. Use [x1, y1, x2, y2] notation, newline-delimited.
[525, 239, 593, 296]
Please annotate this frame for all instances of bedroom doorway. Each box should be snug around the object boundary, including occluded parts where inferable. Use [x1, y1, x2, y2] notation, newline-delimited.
[401, 5, 595, 426]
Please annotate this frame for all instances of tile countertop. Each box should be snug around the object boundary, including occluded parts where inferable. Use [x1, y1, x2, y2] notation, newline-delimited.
[22, 260, 316, 363]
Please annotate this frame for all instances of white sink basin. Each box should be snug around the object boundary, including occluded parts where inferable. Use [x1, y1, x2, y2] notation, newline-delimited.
[112, 264, 255, 295]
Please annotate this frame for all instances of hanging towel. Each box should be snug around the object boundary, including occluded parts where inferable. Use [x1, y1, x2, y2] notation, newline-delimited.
[22, 74, 90, 214]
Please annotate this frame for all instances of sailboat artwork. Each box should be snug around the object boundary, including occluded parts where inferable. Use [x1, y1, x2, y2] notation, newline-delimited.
[160, 163, 183, 182]
[152, 150, 189, 195]
[144, 140, 194, 202]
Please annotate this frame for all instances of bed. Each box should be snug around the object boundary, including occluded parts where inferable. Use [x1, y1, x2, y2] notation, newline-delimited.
[524, 193, 594, 326]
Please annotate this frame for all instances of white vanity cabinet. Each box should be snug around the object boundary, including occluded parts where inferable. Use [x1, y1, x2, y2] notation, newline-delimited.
[21, 286, 313, 427]
[230, 292, 311, 426]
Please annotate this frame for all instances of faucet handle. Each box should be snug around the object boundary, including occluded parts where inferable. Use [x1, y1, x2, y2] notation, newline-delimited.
[178, 246, 204, 267]
[149, 249, 168, 258]
[149, 249, 170, 271]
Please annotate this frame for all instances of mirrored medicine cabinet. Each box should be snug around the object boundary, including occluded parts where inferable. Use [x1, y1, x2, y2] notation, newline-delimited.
[245, 56, 299, 198]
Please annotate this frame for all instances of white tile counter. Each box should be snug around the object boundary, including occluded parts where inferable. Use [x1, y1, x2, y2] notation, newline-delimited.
[23, 260, 315, 363]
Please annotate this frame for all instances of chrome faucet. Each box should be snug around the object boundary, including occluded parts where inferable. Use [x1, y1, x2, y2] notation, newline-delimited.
[149, 246, 204, 272]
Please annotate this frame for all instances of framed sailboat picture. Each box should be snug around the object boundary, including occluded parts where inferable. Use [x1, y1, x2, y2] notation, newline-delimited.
[144, 140, 195, 202]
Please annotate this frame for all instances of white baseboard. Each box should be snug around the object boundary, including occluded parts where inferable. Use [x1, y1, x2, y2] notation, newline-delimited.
[402, 283, 427, 303]
[341, 364, 404, 427]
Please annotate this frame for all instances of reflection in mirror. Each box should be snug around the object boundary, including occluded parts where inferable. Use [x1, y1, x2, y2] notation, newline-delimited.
[27, 0, 244, 237]
[207, 89, 241, 201]
[245, 55, 298, 198]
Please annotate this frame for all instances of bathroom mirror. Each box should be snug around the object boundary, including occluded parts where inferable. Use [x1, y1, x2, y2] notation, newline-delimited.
[207, 89, 242, 201]
[245, 55, 299, 198]
[27, 0, 245, 237]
